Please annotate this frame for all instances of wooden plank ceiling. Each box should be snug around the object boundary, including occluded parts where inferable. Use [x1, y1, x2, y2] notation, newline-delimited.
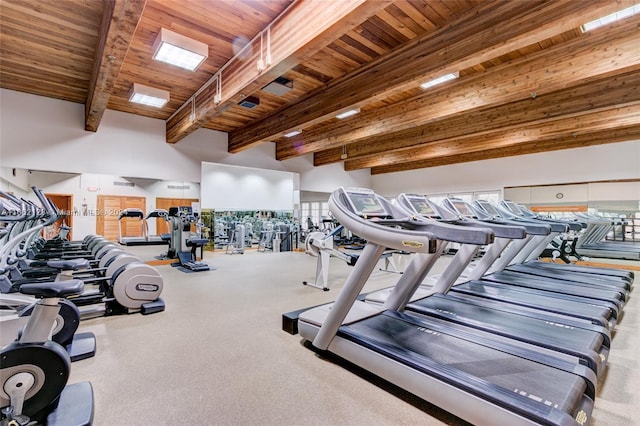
[1, 0, 639, 174]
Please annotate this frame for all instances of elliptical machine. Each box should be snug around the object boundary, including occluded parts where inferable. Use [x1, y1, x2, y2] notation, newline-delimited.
[166, 207, 211, 272]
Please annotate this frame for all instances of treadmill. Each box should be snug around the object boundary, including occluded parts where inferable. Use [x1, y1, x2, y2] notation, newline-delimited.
[475, 200, 633, 288]
[380, 197, 618, 330]
[144, 209, 170, 245]
[118, 208, 147, 246]
[573, 212, 640, 261]
[438, 198, 627, 311]
[298, 187, 596, 426]
[377, 193, 611, 377]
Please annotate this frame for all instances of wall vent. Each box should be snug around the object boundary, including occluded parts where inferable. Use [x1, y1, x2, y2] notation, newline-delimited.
[168, 184, 190, 190]
[113, 181, 135, 187]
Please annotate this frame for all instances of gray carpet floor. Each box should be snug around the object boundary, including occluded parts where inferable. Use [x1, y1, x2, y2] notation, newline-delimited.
[68, 246, 639, 426]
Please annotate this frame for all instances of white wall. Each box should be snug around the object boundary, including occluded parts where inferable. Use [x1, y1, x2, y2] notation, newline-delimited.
[0, 89, 369, 190]
[200, 162, 295, 210]
[371, 140, 640, 197]
[1, 89, 638, 209]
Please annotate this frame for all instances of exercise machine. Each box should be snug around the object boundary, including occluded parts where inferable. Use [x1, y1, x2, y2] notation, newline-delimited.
[0, 280, 94, 425]
[118, 208, 147, 246]
[144, 209, 170, 245]
[303, 225, 359, 291]
[166, 207, 211, 272]
[296, 187, 597, 426]
[225, 223, 246, 254]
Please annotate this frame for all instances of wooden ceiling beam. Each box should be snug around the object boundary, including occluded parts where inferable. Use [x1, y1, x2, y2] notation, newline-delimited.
[283, 14, 640, 161]
[85, 0, 146, 132]
[233, 0, 629, 153]
[348, 103, 640, 172]
[370, 124, 640, 174]
[166, 0, 392, 144]
[313, 69, 640, 166]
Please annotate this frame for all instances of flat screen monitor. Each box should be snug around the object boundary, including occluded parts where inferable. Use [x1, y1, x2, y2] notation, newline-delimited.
[502, 200, 521, 215]
[343, 188, 389, 217]
[406, 195, 437, 217]
[450, 200, 473, 217]
[477, 200, 500, 217]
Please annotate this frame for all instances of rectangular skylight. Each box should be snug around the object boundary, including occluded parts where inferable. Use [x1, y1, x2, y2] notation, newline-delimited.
[153, 28, 208, 71]
[581, 3, 640, 32]
[336, 109, 360, 119]
[284, 130, 302, 137]
[420, 72, 459, 90]
[129, 83, 170, 108]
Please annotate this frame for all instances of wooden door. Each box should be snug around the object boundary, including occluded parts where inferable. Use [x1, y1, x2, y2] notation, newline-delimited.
[96, 195, 146, 240]
[45, 193, 73, 240]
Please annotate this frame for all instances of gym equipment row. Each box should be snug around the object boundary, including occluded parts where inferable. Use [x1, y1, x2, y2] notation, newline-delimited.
[572, 211, 640, 260]
[285, 187, 633, 426]
[1, 186, 168, 425]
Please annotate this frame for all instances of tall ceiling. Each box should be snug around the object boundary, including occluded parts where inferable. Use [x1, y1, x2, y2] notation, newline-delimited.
[1, 0, 639, 175]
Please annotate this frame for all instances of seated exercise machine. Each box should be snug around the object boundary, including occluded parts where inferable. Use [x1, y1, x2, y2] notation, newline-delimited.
[1, 280, 94, 425]
[303, 225, 359, 291]
[294, 187, 600, 426]
[166, 207, 211, 272]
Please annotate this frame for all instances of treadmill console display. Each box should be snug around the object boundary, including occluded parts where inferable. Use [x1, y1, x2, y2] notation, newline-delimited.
[477, 200, 500, 217]
[342, 188, 390, 217]
[406, 196, 436, 217]
[502, 200, 521, 215]
[450, 200, 473, 218]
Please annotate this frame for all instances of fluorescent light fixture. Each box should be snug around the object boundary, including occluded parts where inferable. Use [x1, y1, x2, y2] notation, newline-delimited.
[420, 72, 459, 90]
[129, 83, 170, 108]
[336, 109, 360, 119]
[153, 28, 208, 71]
[284, 130, 302, 138]
[581, 3, 640, 32]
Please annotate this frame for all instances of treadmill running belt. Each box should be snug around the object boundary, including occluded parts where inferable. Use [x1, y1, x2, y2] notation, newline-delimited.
[484, 271, 625, 306]
[409, 294, 603, 356]
[452, 281, 614, 327]
[341, 311, 586, 418]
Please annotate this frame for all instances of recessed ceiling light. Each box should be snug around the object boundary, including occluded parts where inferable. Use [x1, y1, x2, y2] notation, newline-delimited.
[129, 83, 169, 108]
[420, 72, 459, 90]
[153, 28, 208, 71]
[336, 109, 360, 119]
[581, 3, 640, 32]
[284, 130, 302, 138]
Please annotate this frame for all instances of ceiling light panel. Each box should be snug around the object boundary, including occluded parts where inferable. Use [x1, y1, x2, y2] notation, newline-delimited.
[581, 3, 640, 32]
[420, 72, 459, 90]
[129, 83, 169, 108]
[284, 130, 302, 137]
[336, 109, 360, 119]
[153, 28, 208, 71]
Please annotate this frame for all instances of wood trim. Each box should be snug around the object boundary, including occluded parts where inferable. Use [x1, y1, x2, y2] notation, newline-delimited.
[304, 17, 640, 163]
[530, 205, 588, 212]
[312, 70, 640, 166]
[505, 179, 640, 189]
[85, 0, 146, 132]
[348, 104, 640, 170]
[370, 124, 640, 174]
[230, 0, 625, 152]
